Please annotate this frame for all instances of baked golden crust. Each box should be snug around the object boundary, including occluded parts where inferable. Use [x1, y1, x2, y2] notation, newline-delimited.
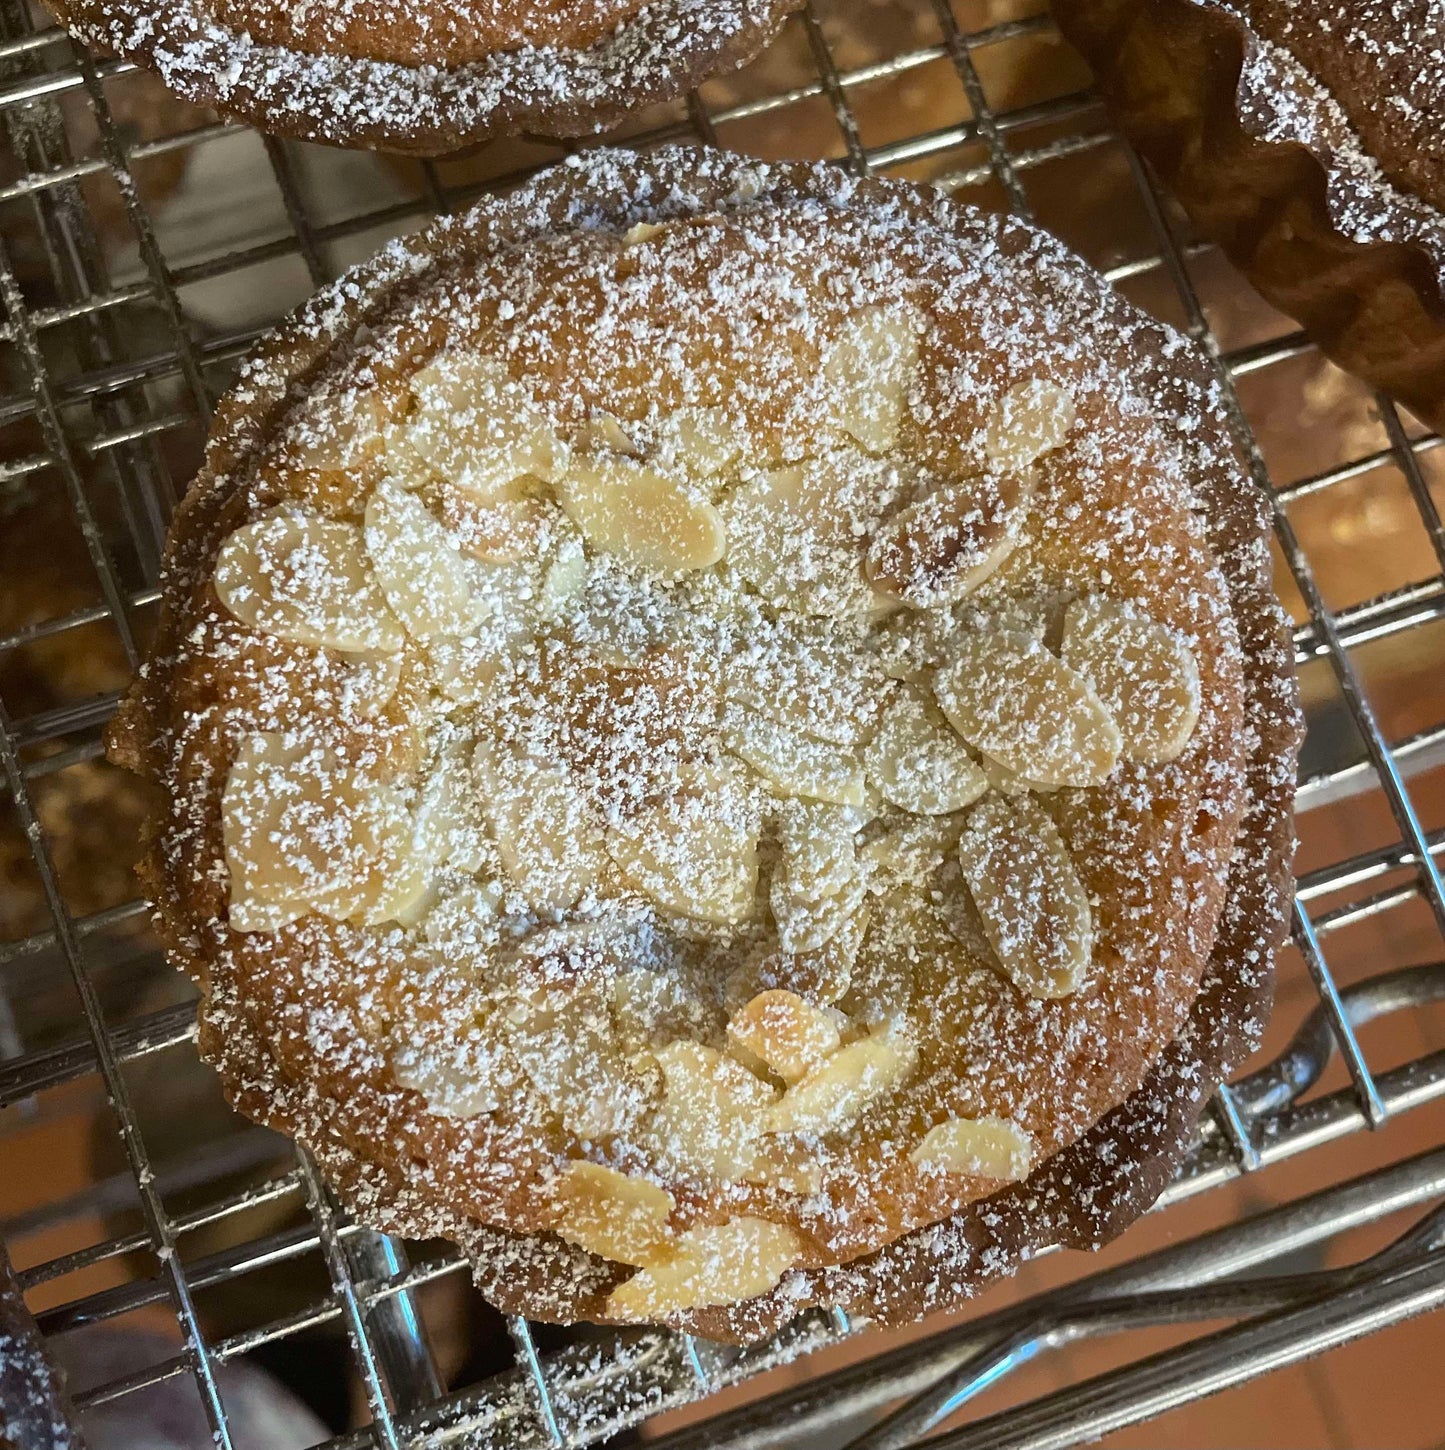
[43, 0, 801, 154]
[1051, 0, 1445, 431]
[108, 146, 1300, 1341]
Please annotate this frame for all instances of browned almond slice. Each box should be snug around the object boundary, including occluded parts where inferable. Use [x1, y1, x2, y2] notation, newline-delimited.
[865, 471, 1031, 609]
[745, 1139, 825, 1196]
[621, 221, 667, 248]
[473, 739, 608, 912]
[363, 479, 491, 640]
[822, 304, 922, 454]
[910, 1115, 1034, 1179]
[407, 350, 564, 499]
[606, 1217, 800, 1319]
[557, 455, 724, 575]
[214, 507, 404, 654]
[221, 731, 408, 931]
[283, 388, 388, 471]
[933, 629, 1122, 787]
[723, 708, 866, 807]
[548, 1162, 676, 1267]
[649, 1041, 778, 1179]
[727, 903, 868, 1012]
[771, 801, 866, 954]
[1061, 595, 1202, 764]
[658, 407, 743, 478]
[982, 379, 1076, 472]
[389, 1033, 505, 1118]
[723, 619, 888, 748]
[864, 688, 988, 815]
[765, 1027, 916, 1134]
[727, 990, 842, 1084]
[957, 793, 1093, 999]
[608, 776, 759, 925]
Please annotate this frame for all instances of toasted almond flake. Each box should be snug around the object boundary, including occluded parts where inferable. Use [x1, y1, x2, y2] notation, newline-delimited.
[284, 388, 387, 471]
[649, 1041, 778, 1179]
[338, 651, 404, 719]
[722, 708, 866, 806]
[865, 471, 1031, 609]
[864, 688, 989, 815]
[473, 739, 607, 912]
[766, 1028, 916, 1134]
[728, 990, 842, 1084]
[606, 1217, 800, 1319]
[608, 761, 759, 925]
[548, 1163, 675, 1267]
[389, 1031, 504, 1118]
[407, 350, 564, 500]
[745, 1139, 825, 1196]
[933, 629, 1122, 787]
[659, 407, 743, 478]
[221, 730, 409, 931]
[910, 1115, 1035, 1179]
[982, 379, 1076, 472]
[822, 304, 921, 453]
[621, 221, 666, 248]
[579, 413, 643, 456]
[727, 904, 868, 1012]
[557, 455, 724, 575]
[1061, 595, 1202, 764]
[958, 793, 1093, 999]
[214, 507, 404, 654]
[363, 478, 491, 640]
[771, 801, 867, 954]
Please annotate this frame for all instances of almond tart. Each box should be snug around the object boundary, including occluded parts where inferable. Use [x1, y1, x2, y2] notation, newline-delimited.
[107, 146, 1301, 1342]
[1052, 0, 1445, 431]
[44, 0, 800, 154]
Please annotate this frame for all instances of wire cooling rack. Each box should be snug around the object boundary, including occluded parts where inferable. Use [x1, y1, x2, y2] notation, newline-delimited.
[1, 1, 1444, 1446]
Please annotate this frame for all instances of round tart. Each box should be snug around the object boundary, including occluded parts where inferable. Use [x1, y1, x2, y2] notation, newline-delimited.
[1052, 0, 1445, 430]
[44, 0, 800, 154]
[108, 146, 1301, 1341]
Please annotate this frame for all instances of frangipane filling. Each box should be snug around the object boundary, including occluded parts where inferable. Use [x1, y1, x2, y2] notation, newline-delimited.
[210, 234, 1203, 1317]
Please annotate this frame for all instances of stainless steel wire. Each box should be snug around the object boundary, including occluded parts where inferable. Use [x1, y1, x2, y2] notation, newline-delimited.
[1, 1, 1443, 1447]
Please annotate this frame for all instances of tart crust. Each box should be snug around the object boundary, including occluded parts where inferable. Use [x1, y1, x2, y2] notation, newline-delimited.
[1051, 0, 1445, 431]
[108, 146, 1301, 1342]
[43, 0, 801, 154]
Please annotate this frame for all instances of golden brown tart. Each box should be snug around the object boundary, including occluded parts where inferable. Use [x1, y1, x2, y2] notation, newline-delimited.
[1052, 0, 1445, 430]
[43, 0, 801, 153]
[108, 146, 1301, 1341]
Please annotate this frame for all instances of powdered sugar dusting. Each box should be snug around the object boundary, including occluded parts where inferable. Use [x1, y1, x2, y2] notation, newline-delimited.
[107, 147, 1301, 1339]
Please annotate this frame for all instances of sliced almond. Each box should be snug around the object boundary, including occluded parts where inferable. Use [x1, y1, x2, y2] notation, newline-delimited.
[424, 618, 528, 707]
[649, 1041, 778, 1180]
[389, 1031, 505, 1119]
[1061, 595, 1202, 764]
[407, 349, 564, 500]
[982, 379, 1076, 472]
[363, 478, 490, 640]
[957, 793, 1092, 999]
[865, 471, 1031, 609]
[579, 413, 643, 456]
[608, 760, 759, 925]
[771, 801, 866, 955]
[222, 730, 410, 931]
[723, 618, 889, 748]
[723, 708, 866, 807]
[283, 388, 387, 472]
[864, 688, 989, 816]
[556, 454, 724, 576]
[746, 1139, 825, 1196]
[765, 1027, 916, 1135]
[728, 990, 842, 1085]
[621, 221, 667, 248]
[214, 507, 404, 655]
[548, 1162, 675, 1267]
[606, 1216, 800, 1319]
[933, 629, 1122, 788]
[727, 903, 867, 1012]
[910, 1115, 1034, 1179]
[473, 739, 608, 912]
[658, 407, 743, 478]
[822, 304, 921, 454]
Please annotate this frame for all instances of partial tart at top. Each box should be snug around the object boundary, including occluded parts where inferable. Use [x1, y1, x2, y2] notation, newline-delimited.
[44, 0, 801, 153]
[1053, 0, 1445, 430]
[108, 147, 1301, 1342]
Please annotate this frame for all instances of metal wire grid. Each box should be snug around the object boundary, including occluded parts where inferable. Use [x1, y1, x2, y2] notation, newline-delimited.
[0, 0, 1442, 1445]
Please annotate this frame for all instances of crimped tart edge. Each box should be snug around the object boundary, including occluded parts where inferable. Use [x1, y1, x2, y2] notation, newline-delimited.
[45, 0, 801, 154]
[107, 146, 1301, 1343]
[1051, 0, 1445, 431]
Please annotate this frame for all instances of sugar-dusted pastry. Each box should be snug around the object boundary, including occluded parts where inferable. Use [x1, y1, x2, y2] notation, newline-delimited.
[43, 0, 801, 154]
[108, 147, 1301, 1341]
[1052, 0, 1445, 430]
